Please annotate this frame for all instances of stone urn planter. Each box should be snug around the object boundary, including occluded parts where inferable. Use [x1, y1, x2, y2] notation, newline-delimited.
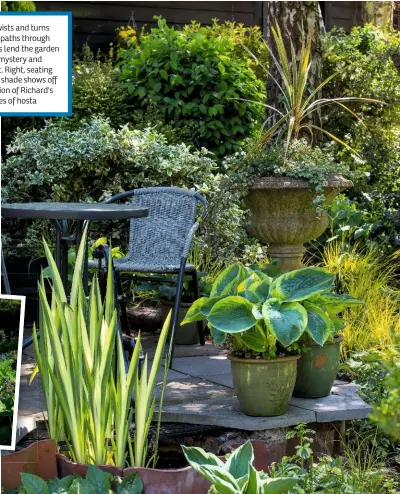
[245, 175, 353, 272]
[293, 335, 344, 399]
[228, 354, 300, 416]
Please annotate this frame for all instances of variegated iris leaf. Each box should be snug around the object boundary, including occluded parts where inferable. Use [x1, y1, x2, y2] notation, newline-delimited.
[262, 300, 308, 347]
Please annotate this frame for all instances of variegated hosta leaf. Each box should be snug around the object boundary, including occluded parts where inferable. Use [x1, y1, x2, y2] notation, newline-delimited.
[209, 324, 227, 346]
[239, 329, 267, 353]
[262, 300, 307, 347]
[208, 296, 257, 333]
[225, 441, 254, 479]
[261, 476, 299, 494]
[210, 263, 248, 298]
[270, 267, 334, 302]
[303, 301, 332, 346]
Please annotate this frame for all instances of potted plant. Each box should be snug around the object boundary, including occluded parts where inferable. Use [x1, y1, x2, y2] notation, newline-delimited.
[226, 25, 382, 273]
[27, 228, 169, 470]
[293, 290, 362, 398]
[182, 262, 350, 416]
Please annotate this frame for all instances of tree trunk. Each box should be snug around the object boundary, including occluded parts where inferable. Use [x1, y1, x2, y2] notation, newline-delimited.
[265, 1, 323, 125]
[362, 1, 394, 27]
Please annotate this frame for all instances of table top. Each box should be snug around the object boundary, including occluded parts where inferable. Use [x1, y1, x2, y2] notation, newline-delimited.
[2, 202, 149, 221]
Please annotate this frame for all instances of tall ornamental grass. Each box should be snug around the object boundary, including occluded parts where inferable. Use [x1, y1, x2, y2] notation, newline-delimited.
[322, 241, 400, 358]
[32, 227, 169, 467]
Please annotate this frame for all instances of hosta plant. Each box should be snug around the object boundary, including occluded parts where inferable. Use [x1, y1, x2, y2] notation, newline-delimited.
[32, 227, 170, 467]
[182, 263, 362, 359]
[182, 441, 298, 494]
[16, 465, 143, 494]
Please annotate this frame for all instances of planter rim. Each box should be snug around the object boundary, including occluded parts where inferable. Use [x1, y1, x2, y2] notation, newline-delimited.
[56, 452, 197, 475]
[228, 353, 300, 364]
[250, 174, 353, 191]
[302, 334, 344, 347]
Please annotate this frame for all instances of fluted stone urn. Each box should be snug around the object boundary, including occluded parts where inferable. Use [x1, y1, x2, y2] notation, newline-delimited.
[245, 175, 353, 272]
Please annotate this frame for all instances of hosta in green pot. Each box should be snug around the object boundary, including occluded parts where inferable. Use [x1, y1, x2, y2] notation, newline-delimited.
[182, 262, 361, 416]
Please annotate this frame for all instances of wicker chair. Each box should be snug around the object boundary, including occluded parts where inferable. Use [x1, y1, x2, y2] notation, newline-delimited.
[94, 187, 207, 361]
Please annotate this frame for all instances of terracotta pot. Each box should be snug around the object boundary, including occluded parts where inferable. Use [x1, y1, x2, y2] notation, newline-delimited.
[228, 354, 300, 416]
[161, 299, 200, 345]
[245, 175, 352, 272]
[1, 440, 58, 491]
[56, 454, 210, 494]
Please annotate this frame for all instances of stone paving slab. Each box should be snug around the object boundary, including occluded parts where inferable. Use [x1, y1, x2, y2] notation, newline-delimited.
[291, 384, 372, 422]
[156, 376, 315, 431]
[203, 373, 234, 388]
[171, 355, 231, 376]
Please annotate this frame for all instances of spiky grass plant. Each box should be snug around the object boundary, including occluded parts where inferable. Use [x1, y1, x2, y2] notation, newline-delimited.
[321, 241, 400, 358]
[32, 227, 169, 467]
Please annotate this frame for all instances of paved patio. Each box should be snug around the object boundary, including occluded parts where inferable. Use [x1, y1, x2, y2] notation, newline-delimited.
[16, 326, 372, 443]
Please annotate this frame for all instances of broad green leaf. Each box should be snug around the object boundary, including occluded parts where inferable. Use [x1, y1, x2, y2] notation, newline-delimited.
[262, 300, 307, 347]
[86, 464, 112, 491]
[303, 301, 331, 346]
[314, 293, 363, 307]
[201, 296, 225, 317]
[271, 267, 334, 302]
[210, 263, 247, 298]
[261, 476, 299, 494]
[245, 464, 260, 494]
[69, 478, 97, 494]
[251, 280, 272, 302]
[181, 297, 210, 324]
[182, 445, 225, 471]
[198, 465, 241, 494]
[210, 324, 226, 346]
[238, 274, 260, 293]
[208, 296, 257, 333]
[20, 473, 50, 494]
[240, 329, 267, 353]
[116, 474, 144, 494]
[226, 441, 254, 479]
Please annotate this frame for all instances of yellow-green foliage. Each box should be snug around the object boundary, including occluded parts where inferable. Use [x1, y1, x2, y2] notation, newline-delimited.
[322, 242, 400, 359]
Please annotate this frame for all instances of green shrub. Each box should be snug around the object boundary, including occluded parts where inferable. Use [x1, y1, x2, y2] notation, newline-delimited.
[2, 117, 249, 265]
[1, 1, 35, 11]
[183, 19, 269, 80]
[322, 24, 400, 193]
[66, 45, 131, 129]
[117, 17, 265, 158]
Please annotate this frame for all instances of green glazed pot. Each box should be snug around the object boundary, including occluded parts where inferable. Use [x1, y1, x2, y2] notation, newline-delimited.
[228, 354, 300, 417]
[293, 335, 343, 398]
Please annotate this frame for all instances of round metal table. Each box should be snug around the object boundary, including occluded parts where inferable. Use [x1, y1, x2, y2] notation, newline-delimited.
[2, 202, 149, 291]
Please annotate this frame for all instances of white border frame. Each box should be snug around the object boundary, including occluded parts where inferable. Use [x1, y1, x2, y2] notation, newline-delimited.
[0, 294, 26, 451]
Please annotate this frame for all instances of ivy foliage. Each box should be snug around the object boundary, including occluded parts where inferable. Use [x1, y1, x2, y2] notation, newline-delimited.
[117, 17, 265, 158]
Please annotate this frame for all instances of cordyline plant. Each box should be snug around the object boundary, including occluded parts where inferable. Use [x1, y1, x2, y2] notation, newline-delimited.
[183, 263, 362, 359]
[243, 23, 383, 161]
[32, 227, 169, 467]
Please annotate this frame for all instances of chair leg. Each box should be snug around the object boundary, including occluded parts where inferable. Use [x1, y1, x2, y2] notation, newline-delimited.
[192, 269, 205, 346]
[116, 275, 131, 336]
[168, 258, 186, 368]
